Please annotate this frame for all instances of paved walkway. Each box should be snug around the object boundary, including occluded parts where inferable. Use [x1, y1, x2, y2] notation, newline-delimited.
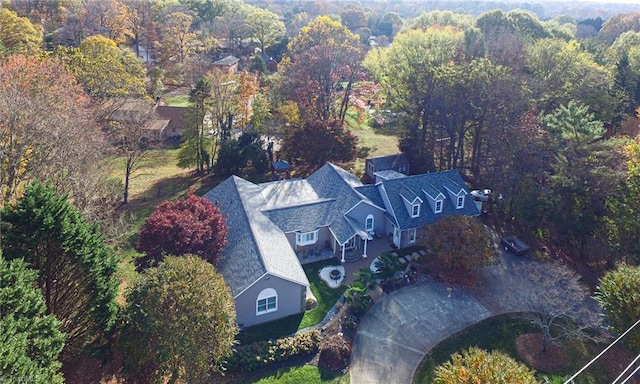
[350, 252, 601, 384]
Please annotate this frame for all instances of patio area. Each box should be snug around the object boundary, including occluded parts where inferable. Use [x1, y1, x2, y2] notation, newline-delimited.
[340, 236, 395, 285]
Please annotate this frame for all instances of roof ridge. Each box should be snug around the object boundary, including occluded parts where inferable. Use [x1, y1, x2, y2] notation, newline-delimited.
[261, 197, 336, 212]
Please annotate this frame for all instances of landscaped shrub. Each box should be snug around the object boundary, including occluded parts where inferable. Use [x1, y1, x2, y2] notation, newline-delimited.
[318, 334, 352, 372]
[225, 330, 321, 372]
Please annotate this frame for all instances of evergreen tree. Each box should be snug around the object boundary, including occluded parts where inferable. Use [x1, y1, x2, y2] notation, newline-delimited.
[1, 181, 118, 360]
[0, 255, 65, 383]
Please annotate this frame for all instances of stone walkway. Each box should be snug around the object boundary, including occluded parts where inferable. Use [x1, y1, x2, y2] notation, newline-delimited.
[349, 252, 601, 384]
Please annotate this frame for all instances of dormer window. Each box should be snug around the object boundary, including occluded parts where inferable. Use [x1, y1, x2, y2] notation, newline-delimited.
[435, 199, 443, 213]
[456, 195, 465, 209]
[411, 203, 420, 218]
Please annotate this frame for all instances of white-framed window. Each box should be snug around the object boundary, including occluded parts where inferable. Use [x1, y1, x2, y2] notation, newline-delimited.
[365, 214, 374, 232]
[256, 288, 278, 315]
[296, 230, 318, 246]
[435, 199, 443, 213]
[456, 195, 465, 209]
[411, 203, 420, 218]
[408, 228, 417, 243]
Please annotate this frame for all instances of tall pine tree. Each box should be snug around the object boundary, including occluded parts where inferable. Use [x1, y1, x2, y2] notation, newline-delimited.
[0, 255, 65, 383]
[1, 181, 118, 360]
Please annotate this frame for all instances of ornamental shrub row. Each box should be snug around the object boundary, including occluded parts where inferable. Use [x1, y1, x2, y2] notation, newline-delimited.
[225, 330, 321, 372]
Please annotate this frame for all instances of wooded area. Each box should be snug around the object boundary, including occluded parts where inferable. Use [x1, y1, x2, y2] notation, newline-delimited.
[2, 0, 640, 382]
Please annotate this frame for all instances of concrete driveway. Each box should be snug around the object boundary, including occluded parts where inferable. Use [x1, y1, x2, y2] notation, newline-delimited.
[349, 252, 600, 384]
[350, 282, 491, 384]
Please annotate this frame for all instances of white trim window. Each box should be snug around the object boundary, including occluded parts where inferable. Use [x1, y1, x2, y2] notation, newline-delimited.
[456, 195, 465, 209]
[257, 288, 278, 315]
[435, 199, 443, 213]
[365, 214, 374, 232]
[411, 204, 420, 218]
[408, 228, 417, 243]
[296, 230, 318, 246]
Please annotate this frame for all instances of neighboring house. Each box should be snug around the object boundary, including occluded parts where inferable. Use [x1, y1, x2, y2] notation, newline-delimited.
[155, 105, 186, 140]
[108, 98, 185, 141]
[365, 153, 410, 179]
[260, 52, 278, 72]
[204, 163, 479, 327]
[213, 55, 240, 74]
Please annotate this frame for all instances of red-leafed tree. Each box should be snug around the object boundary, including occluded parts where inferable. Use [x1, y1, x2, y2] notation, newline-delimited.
[280, 119, 358, 168]
[136, 191, 228, 270]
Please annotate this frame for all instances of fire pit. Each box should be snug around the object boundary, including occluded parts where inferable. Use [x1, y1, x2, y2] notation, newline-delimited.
[319, 265, 345, 288]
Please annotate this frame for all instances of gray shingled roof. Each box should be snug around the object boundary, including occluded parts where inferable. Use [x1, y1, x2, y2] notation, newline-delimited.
[213, 55, 239, 66]
[204, 177, 309, 297]
[260, 179, 320, 209]
[354, 185, 386, 209]
[263, 200, 335, 233]
[367, 153, 410, 170]
[306, 164, 379, 244]
[377, 170, 480, 230]
[373, 170, 407, 180]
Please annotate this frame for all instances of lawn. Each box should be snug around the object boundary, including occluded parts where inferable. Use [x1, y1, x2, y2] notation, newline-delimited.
[412, 314, 613, 384]
[344, 107, 399, 178]
[238, 259, 347, 344]
[239, 366, 349, 384]
[162, 94, 191, 107]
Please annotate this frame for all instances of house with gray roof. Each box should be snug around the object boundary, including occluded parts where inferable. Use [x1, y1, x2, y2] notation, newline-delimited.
[204, 163, 479, 327]
[365, 153, 410, 179]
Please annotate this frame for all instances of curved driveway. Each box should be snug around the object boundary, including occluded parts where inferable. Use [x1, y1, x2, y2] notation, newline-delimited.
[350, 253, 600, 384]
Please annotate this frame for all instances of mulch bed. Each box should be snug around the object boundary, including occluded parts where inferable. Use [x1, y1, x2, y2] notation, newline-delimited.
[515, 333, 568, 372]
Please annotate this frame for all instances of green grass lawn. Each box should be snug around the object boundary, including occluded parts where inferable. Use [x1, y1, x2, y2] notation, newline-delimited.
[412, 314, 612, 384]
[162, 95, 191, 107]
[238, 259, 346, 344]
[343, 107, 399, 178]
[239, 365, 349, 384]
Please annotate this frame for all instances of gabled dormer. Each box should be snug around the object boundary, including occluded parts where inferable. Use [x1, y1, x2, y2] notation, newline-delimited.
[422, 183, 445, 214]
[443, 177, 467, 210]
[399, 184, 423, 218]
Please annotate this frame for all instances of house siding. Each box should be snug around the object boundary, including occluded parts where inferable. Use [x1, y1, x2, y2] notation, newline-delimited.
[345, 202, 385, 236]
[235, 274, 306, 328]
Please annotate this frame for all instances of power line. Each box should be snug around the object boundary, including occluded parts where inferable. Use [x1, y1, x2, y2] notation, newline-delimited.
[612, 352, 640, 384]
[619, 361, 640, 384]
[564, 318, 640, 384]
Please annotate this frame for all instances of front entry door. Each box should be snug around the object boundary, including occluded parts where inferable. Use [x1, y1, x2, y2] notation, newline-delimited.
[393, 227, 400, 248]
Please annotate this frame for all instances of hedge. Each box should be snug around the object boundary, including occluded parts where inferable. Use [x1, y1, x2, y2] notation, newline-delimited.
[225, 330, 321, 372]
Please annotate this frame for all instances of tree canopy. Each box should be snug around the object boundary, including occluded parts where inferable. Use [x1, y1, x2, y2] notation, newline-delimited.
[279, 119, 358, 168]
[1, 181, 119, 360]
[595, 264, 640, 351]
[57, 35, 146, 99]
[0, 8, 43, 55]
[136, 191, 228, 269]
[419, 215, 495, 273]
[282, 15, 364, 122]
[0, 54, 111, 218]
[120, 255, 238, 384]
[434, 347, 538, 384]
[0, 255, 65, 383]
